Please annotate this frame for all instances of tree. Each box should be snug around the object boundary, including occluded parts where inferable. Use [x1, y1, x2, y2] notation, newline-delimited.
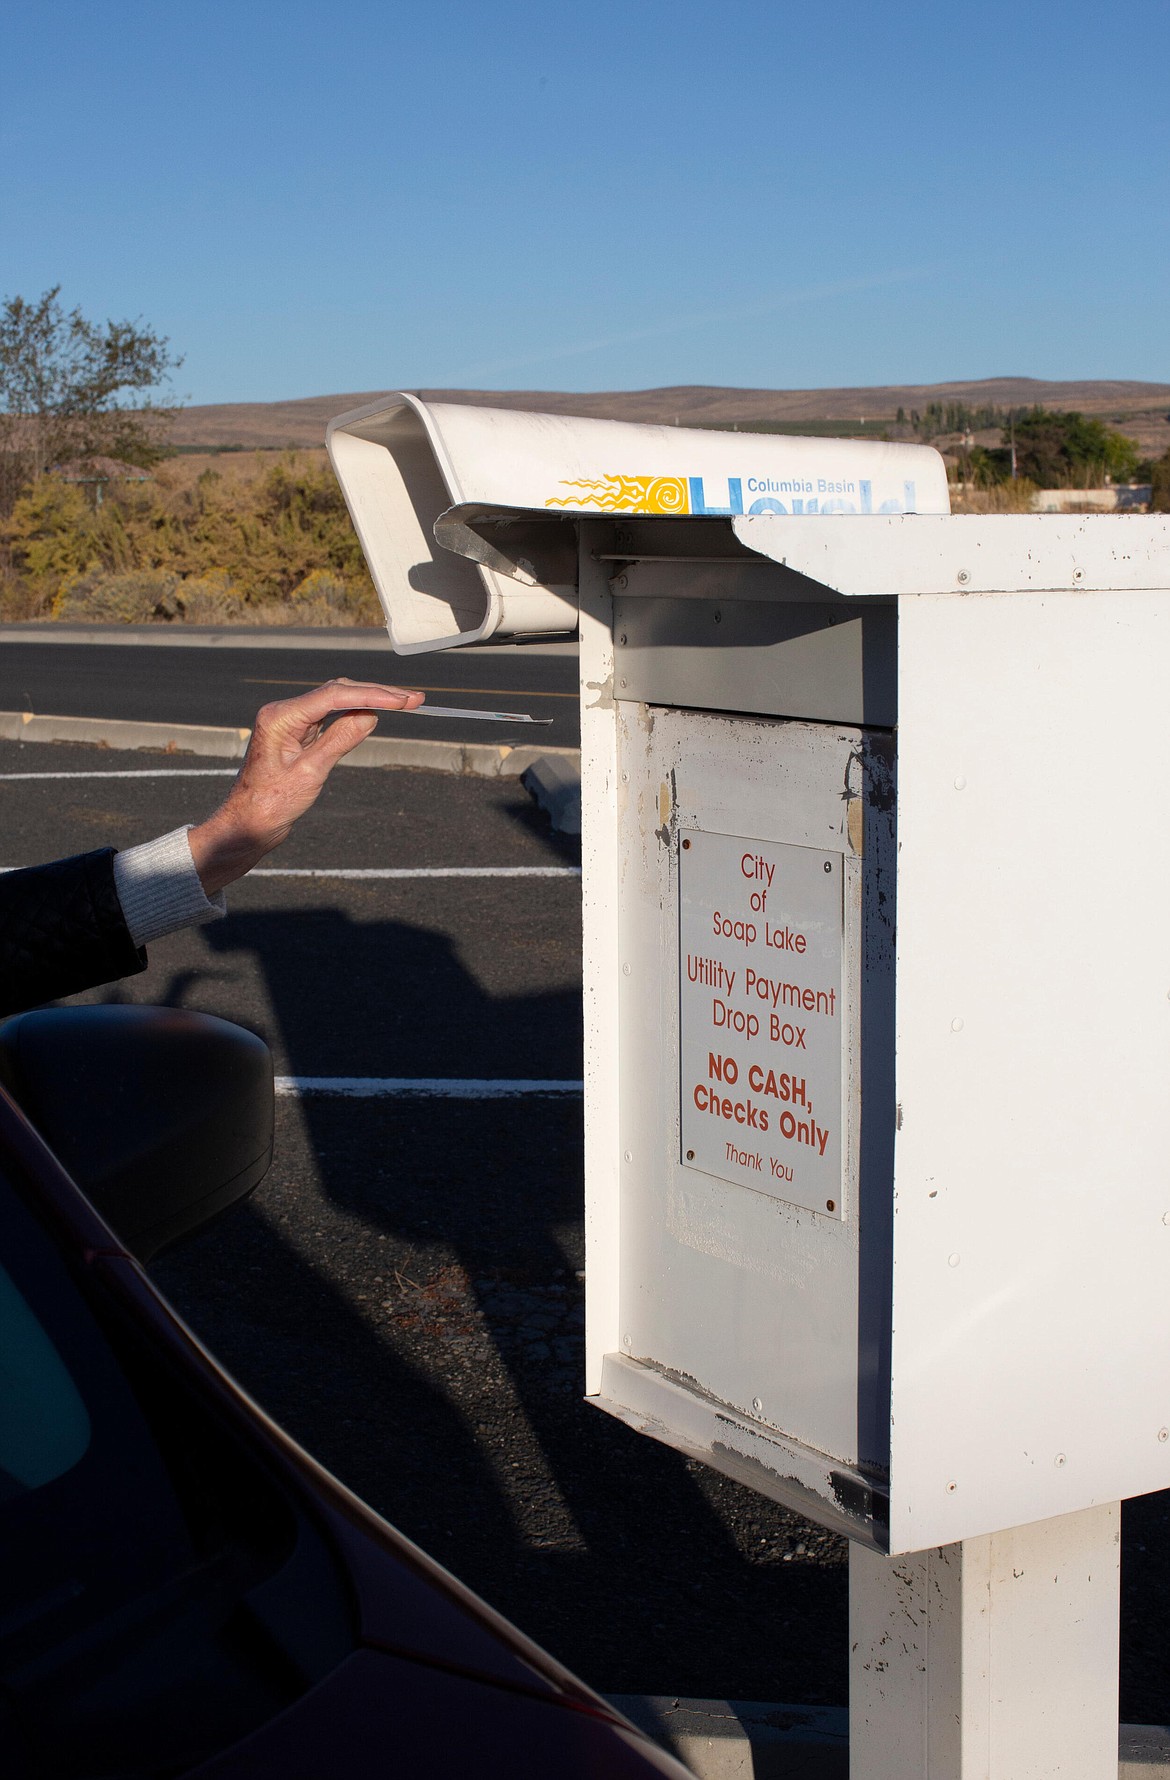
[1151, 448, 1170, 513]
[0, 288, 181, 513]
[1006, 409, 1141, 488]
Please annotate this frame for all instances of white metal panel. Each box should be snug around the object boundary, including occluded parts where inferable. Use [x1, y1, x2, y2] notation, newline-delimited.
[733, 512, 1170, 595]
[887, 586, 1170, 1551]
[613, 706, 867, 1467]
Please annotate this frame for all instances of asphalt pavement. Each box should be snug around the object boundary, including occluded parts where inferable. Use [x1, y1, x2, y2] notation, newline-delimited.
[2, 733, 1169, 1721]
[0, 633, 580, 750]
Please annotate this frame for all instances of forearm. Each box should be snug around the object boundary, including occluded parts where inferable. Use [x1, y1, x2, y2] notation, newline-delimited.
[0, 850, 147, 1018]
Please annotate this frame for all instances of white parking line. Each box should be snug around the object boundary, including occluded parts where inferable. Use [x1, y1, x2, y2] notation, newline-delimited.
[0, 864, 579, 879]
[276, 1077, 583, 1098]
[0, 769, 239, 780]
[252, 866, 580, 879]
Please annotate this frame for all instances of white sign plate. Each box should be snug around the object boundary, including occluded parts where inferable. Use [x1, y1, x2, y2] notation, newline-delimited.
[679, 829, 844, 1218]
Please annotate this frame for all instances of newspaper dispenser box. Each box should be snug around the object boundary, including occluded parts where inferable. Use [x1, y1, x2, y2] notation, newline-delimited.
[330, 393, 1170, 1778]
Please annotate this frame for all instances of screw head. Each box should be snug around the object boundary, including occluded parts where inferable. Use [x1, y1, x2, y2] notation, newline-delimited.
[1055, 1452, 1067, 1467]
[957, 569, 970, 585]
[946, 1480, 957, 1493]
[1159, 1428, 1169, 1443]
[682, 837, 691, 850]
[713, 610, 722, 623]
[752, 1397, 763, 1414]
[685, 1149, 695, 1161]
[619, 633, 628, 644]
[823, 860, 832, 873]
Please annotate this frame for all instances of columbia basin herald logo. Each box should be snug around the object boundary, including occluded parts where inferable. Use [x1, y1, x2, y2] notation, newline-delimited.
[546, 473, 919, 515]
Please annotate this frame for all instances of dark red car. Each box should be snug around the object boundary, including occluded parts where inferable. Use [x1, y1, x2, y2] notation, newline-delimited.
[0, 1005, 690, 1779]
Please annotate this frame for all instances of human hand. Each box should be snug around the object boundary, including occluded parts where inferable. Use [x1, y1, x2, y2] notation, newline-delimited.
[187, 678, 424, 894]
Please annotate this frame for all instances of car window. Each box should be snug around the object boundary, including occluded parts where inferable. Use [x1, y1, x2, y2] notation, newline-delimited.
[0, 1258, 90, 1497]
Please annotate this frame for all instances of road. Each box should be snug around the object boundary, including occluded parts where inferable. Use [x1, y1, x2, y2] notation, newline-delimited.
[0, 635, 581, 749]
[2, 733, 1168, 1721]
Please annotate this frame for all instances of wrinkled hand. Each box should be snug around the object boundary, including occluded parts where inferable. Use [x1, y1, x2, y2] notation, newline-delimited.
[188, 678, 424, 894]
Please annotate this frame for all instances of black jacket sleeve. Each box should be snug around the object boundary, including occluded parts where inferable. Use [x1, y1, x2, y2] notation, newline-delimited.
[0, 848, 147, 1019]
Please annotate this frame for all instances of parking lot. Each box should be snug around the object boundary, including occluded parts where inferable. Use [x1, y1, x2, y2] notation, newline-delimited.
[2, 731, 1169, 1721]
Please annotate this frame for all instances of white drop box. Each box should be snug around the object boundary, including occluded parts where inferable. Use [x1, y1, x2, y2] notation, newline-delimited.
[328, 397, 1170, 1558]
[577, 512, 1170, 1555]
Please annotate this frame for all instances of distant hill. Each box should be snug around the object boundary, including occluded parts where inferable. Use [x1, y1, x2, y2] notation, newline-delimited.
[170, 378, 1170, 456]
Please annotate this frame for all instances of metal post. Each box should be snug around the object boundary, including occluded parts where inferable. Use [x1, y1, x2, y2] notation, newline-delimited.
[849, 1503, 1120, 1779]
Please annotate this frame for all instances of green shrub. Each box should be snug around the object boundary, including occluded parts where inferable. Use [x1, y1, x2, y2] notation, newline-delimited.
[0, 453, 382, 623]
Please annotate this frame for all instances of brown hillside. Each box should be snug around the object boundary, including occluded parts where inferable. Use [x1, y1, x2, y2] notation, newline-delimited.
[170, 378, 1170, 455]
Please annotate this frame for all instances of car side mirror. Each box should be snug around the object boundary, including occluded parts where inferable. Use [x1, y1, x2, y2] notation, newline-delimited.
[0, 1005, 274, 1262]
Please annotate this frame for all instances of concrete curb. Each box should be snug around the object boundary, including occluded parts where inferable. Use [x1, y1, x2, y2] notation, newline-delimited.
[610, 1697, 847, 1778]
[609, 1700, 1170, 1778]
[0, 710, 580, 780]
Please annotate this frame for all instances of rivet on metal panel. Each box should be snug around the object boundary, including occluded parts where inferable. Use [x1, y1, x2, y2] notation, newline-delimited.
[1055, 1453, 1067, 1467]
[946, 1481, 957, 1493]
[622, 1333, 632, 1349]
[823, 860, 832, 874]
[621, 770, 629, 782]
[752, 1397, 764, 1414]
[1073, 568, 1084, 583]
[957, 569, 970, 585]
[954, 774, 967, 790]
[616, 574, 628, 590]
[826, 1200, 836, 1213]
[686, 1149, 695, 1161]
[619, 678, 628, 689]
[948, 1253, 961, 1268]
[622, 963, 631, 976]
[623, 1150, 633, 1163]
[1159, 1428, 1169, 1443]
[682, 837, 691, 850]
[619, 633, 628, 645]
[951, 1017, 964, 1032]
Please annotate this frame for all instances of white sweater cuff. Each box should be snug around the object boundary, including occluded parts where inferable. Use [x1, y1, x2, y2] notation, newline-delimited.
[112, 827, 226, 947]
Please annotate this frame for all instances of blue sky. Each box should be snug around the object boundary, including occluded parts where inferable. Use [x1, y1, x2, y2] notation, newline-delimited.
[2, 0, 1167, 404]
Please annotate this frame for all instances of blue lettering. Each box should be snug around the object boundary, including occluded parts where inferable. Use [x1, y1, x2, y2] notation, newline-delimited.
[689, 476, 743, 516]
[748, 497, 788, 514]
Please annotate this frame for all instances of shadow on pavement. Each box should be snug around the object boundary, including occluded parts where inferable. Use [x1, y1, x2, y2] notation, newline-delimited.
[145, 903, 849, 1704]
